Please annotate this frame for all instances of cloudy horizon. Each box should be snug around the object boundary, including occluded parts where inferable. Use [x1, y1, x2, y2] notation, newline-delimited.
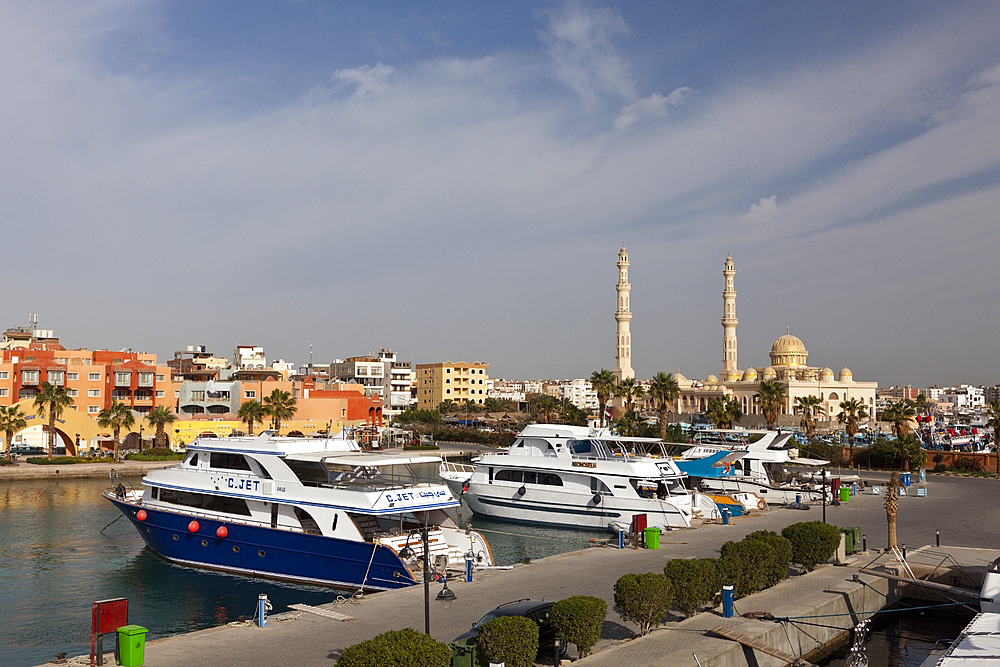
[3, 1, 999, 388]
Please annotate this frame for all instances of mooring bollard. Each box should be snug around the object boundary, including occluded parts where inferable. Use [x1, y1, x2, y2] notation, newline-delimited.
[795, 494, 801, 504]
[617, 529, 625, 549]
[936, 530, 940, 547]
[258, 593, 269, 628]
[902, 544, 907, 560]
[722, 585, 734, 618]
[465, 555, 473, 583]
[862, 534, 867, 553]
[722, 508, 730, 525]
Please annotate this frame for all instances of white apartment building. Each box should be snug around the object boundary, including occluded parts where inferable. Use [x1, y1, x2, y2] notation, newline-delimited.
[234, 345, 267, 370]
[558, 379, 599, 412]
[939, 385, 985, 409]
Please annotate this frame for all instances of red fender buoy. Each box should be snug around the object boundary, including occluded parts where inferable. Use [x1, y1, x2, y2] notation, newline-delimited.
[136, 509, 147, 521]
[461, 481, 469, 494]
[216, 525, 228, 539]
[188, 520, 199, 533]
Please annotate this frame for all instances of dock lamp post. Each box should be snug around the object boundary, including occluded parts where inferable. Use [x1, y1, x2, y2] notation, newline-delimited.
[822, 468, 828, 524]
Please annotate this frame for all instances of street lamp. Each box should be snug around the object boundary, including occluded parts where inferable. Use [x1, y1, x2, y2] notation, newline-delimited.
[139, 426, 144, 451]
[822, 468, 828, 524]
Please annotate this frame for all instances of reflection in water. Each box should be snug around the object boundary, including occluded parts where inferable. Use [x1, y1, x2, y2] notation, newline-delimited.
[820, 608, 972, 667]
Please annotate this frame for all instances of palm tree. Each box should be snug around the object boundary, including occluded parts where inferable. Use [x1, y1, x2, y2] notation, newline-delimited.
[706, 397, 729, 428]
[0, 405, 28, 460]
[883, 400, 917, 471]
[648, 372, 681, 441]
[437, 400, 457, 415]
[530, 394, 560, 423]
[97, 400, 136, 460]
[483, 397, 514, 413]
[724, 396, 743, 429]
[263, 389, 297, 434]
[238, 399, 265, 436]
[464, 400, 482, 420]
[33, 381, 74, 459]
[986, 399, 1000, 478]
[754, 380, 786, 430]
[837, 398, 869, 468]
[615, 378, 643, 415]
[590, 369, 616, 427]
[885, 471, 901, 549]
[795, 395, 825, 442]
[145, 406, 177, 449]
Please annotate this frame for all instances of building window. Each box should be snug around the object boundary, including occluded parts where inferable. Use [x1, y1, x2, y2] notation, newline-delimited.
[445, 379, 450, 384]
[89, 373, 101, 381]
[446, 389, 451, 394]
[88, 405, 100, 414]
[114, 372, 131, 387]
[155, 390, 165, 398]
[88, 389, 101, 397]
[112, 390, 130, 401]
[22, 370, 39, 385]
[67, 389, 78, 397]
[48, 370, 65, 385]
[0, 389, 7, 397]
[138, 372, 154, 387]
[446, 368, 451, 373]
[190, 391, 205, 401]
[67, 372, 79, 381]
[0, 372, 7, 380]
[156, 374, 165, 382]
[245, 390, 256, 399]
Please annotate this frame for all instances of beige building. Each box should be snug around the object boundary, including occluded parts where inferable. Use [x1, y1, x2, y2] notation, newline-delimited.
[415, 361, 490, 410]
[672, 255, 877, 425]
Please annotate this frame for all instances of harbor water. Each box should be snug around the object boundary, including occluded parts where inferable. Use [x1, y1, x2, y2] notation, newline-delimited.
[1, 466, 605, 667]
[819, 607, 972, 667]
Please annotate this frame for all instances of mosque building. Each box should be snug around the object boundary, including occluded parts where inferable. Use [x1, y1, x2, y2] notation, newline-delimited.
[618, 250, 876, 424]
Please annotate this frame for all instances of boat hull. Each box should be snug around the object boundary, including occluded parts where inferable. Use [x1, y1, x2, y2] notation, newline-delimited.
[106, 493, 416, 591]
[462, 485, 690, 531]
[696, 478, 821, 504]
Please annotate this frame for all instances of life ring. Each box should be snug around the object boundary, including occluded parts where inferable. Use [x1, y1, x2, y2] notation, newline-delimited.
[757, 499, 767, 511]
[724, 463, 731, 474]
[461, 481, 469, 494]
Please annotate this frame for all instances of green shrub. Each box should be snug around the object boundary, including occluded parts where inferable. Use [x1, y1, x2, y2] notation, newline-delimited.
[932, 452, 945, 464]
[798, 440, 844, 466]
[125, 448, 185, 462]
[550, 595, 606, 658]
[781, 521, 842, 572]
[932, 463, 947, 473]
[663, 558, 719, 617]
[476, 616, 539, 667]
[613, 572, 672, 636]
[720, 538, 774, 598]
[25, 456, 103, 465]
[851, 437, 925, 470]
[337, 628, 450, 667]
[743, 530, 793, 588]
[951, 456, 985, 473]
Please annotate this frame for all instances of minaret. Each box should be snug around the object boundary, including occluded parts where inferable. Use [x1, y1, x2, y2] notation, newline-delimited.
[722, 252, 738, 374]
[614, 243, 634, 381]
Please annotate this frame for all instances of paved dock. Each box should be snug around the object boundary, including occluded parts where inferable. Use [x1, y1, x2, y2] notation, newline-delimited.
[0, 459, 176, 481]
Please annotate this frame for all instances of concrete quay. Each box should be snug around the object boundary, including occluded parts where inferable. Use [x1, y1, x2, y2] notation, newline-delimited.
[0, 459, 176, 481]
[43, 473, 1000, 667]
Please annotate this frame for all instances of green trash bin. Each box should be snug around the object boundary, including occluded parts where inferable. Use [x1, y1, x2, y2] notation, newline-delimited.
[116, 625, 147, 667]
[839, 487, 850, 503]
[450, 642, 476, 667]
[644, 527, 661, 550]
[840, 528, 855, 554]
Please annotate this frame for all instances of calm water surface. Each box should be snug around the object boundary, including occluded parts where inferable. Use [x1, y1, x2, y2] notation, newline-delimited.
[820, 608, 972, 666]
[1, 468, 603, 667]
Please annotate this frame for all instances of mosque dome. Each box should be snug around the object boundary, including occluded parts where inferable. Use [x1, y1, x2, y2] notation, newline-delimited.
[672, 372, 688, 382]
[742, 368, 758, 382]
[839, 367, 853, 382]
[762, 366, 777, 380]
[725, 369, 741, 382]
[769, 328, 808, 367]
[820, 367, 835, 380]
[705, 374, 719, 384]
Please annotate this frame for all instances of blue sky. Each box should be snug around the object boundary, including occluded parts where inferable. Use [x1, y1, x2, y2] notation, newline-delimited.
[3, 1, 999, 387]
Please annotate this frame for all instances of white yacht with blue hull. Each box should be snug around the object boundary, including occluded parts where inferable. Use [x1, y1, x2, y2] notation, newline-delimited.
[452, 424, 701, 531]
[104, 432, 493, 591]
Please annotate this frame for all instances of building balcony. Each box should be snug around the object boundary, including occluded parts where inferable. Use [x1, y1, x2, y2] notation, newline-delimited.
[133, 397, 153, 405]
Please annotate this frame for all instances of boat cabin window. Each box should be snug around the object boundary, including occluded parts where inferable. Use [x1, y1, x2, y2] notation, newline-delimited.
[210, 452, 252, 471]
[570, 439, 606, 458]
[293, 507, 322, 535]
[494, 469, 562, 486]
[286, 460, 331, 486]
[185, 452, 199, 466]
[158, 488, 252, 516]
[150, 487, 159, 499]
[590, 477, 611, 494]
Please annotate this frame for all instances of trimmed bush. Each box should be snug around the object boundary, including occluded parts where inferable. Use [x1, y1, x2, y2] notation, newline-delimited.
[720, 538, 775, 598]
[663, 558, 719, 617]
[743, 530, 793, 588]
[613, 572, 672, 636]
[550, 595, 606, 658]
[337, 628, 450, 667]
[476, 615, 539, 667]
[26, 456, 105, 465]
[781, 521, 843, 572]
[850, 437, 925, 470]
[125, 448, 185, 462]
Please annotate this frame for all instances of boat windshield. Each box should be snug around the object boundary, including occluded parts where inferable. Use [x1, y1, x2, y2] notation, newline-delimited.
[568, 439, 610, 459]
[630, 477, 687, 498]
[321, 462, 430, 490]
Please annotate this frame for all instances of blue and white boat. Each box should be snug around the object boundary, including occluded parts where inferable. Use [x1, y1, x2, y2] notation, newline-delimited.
[104, 431, 493, 591]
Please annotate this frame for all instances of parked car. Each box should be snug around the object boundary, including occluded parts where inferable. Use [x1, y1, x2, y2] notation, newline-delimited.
[453, 599, 564, 656]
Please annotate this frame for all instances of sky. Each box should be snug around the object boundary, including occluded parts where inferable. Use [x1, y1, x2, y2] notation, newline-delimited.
[2, 1, 1000, 388]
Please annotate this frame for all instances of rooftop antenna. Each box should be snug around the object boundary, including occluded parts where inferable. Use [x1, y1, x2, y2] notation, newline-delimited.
[29, 313, 38, 334]
[309, 344, 313, 374]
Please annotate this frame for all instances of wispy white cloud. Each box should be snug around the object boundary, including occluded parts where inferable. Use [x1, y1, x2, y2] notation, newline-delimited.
[613, 87, 692, 129]
[538, 2, 635, 106]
